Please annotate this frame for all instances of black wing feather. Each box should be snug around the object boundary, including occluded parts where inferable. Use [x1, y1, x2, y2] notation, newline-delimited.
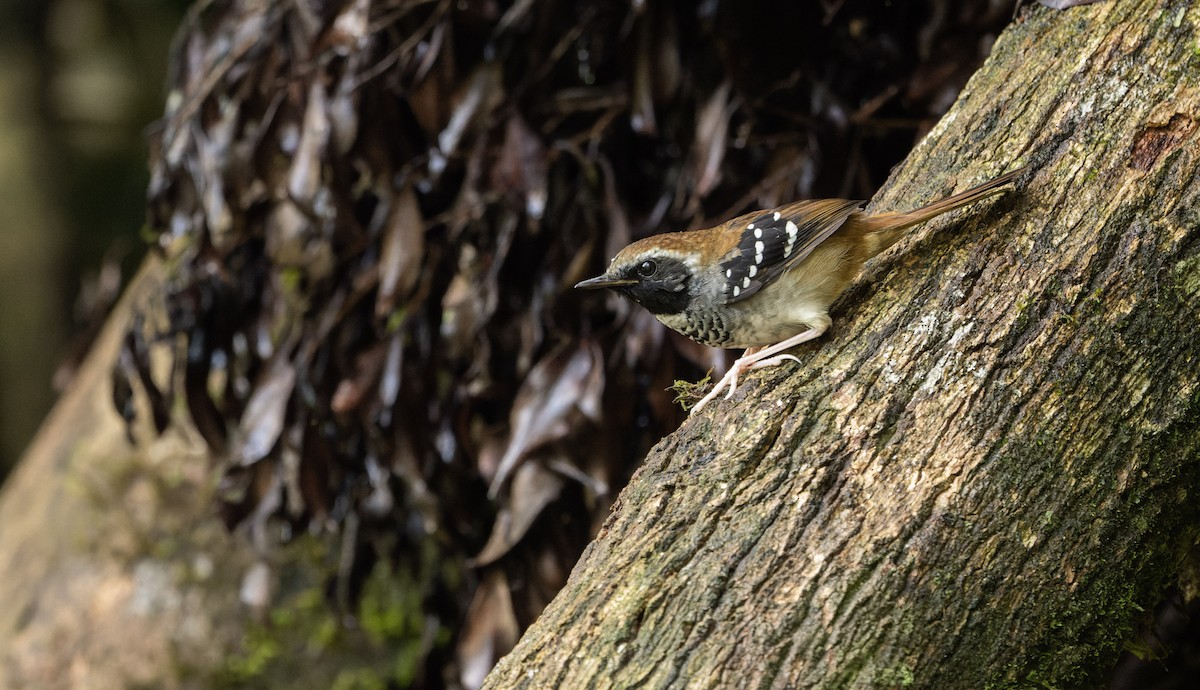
[719, 199, 863, 304]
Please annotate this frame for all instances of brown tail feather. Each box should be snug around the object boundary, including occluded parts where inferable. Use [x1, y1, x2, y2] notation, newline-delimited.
[862, 164, 1027, 255]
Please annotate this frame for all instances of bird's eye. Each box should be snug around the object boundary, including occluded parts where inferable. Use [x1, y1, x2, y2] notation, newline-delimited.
[637, 260, 657, 278]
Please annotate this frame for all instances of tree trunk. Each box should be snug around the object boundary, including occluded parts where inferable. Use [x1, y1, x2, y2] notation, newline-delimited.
[484, 3, 1200, 688]
[0, 262, 255, 689]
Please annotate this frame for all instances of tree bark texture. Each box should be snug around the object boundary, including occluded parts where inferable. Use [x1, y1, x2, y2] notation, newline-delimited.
[485, 3, 1200, 688]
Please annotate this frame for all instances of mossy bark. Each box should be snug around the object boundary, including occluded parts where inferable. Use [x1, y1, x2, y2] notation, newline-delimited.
[484, 3, 1200, 688]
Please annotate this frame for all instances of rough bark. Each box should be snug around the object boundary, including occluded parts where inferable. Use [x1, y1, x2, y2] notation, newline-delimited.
[484, 3, 1200, 688]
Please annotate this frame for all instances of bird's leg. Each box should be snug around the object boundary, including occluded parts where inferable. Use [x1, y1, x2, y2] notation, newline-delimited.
[690, 326, 826, 414]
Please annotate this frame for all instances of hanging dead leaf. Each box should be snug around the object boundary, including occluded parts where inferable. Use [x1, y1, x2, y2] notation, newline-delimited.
[280, 422, 305, 517]
[195, 110, 236, 248]
[378, 331, 404, 414]
[234, 351, 296, 466]
[376, 183, 425, 319]
[332, 341, 389, 415]
[438, 63, 504, 164]
[362, 455, 395, 518]
[125, 323, 170, 434]
[471, 460, 565, 566]
[457, 570, 519, 690]
[652, 8, 681, 102]
[184, 331, 229, 453]
[490, 114, 548, 219]
[326, 0, 370, 55]
[111, 345, 137, 443]
[288, 81, 331, 206]
[597, 154, 633, 267]
[329, 71, 360, 155]
[489, 342, 604, 496]
[692, 81, 733, 199]
[631, 17, 657, 135]
[298, 424, 334, 525]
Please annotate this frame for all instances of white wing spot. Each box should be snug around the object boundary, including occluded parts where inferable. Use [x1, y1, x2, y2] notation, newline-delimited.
[747, 223, 755, 230]
[754, 228, 762, 239]
[748, 265, 757, 277]
[726, 268, 732, 278]
[773, 212, 782, 221]
[742, 276, 750, 288]
[755, 240, 765, 255]
[732, 285, 741, 297]
[784, 220, 799, 257]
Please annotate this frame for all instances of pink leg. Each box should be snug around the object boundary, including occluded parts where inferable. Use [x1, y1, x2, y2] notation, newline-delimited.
[690, 327, 826, 414]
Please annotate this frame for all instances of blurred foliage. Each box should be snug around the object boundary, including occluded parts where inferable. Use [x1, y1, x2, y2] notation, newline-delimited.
[212, 557, 444, 689]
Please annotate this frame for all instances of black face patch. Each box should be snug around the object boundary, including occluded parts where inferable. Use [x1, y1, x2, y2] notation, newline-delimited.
[616, 256, 692, 315]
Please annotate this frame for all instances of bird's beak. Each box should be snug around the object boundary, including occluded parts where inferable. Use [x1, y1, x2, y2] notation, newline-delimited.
[574, 275, 638, 290]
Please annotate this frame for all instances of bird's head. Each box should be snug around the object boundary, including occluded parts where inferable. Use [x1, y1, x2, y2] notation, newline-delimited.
[574, 239, 699, 316]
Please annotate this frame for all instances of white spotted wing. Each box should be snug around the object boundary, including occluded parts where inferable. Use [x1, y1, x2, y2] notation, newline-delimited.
[719, 199, 863, 304]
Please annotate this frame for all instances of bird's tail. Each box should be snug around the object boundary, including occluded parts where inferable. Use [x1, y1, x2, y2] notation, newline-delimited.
[862, 164, 1027, 256]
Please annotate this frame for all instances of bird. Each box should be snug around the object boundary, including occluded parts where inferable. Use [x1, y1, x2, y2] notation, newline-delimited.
[576, 165, 1027, 413]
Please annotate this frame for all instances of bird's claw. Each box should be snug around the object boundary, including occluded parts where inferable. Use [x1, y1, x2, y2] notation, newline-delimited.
[749, 354, 801, 370]
[689, 353, 802, 414]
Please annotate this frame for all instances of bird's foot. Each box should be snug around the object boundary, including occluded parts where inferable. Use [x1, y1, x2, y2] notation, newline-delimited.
[689, 350, 801, 414]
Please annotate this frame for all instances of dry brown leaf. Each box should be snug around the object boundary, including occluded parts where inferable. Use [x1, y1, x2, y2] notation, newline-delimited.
[362, 454, 394, 518]
[631, 17, 657, 135]
[496, 0, 536, 33]
[327, 0, 371, 55]
[489, 342, 604, 496]
[652, 9, 681, 102]
[196, 111, 236, 248]
[471, 460, 565, 566]
[490, 114, 548, 219]
[234, 352, 296, 466]
[184, 333, 228, 454]
[376, 183, 425, 319]
[298, 425, 334, 525]
[618, 308, 666, 370]
[124, 323, 170, 435]
[329, 70, 361, 155]
[597, 154, 633, 263]
[280, 422, 305, 517]
[457, 570, 519, 690]
[266, 201, 310, 267]
[408, 63, 446, 138]
[378, 331, 404, 413]
[692, 81, 733, 199]
[331, 340, 389, 414]
[288, 81, 331, 205]
[438, 63, 504, 166]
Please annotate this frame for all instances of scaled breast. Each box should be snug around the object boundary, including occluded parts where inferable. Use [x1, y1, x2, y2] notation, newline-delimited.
[656, 309, 733, 347]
